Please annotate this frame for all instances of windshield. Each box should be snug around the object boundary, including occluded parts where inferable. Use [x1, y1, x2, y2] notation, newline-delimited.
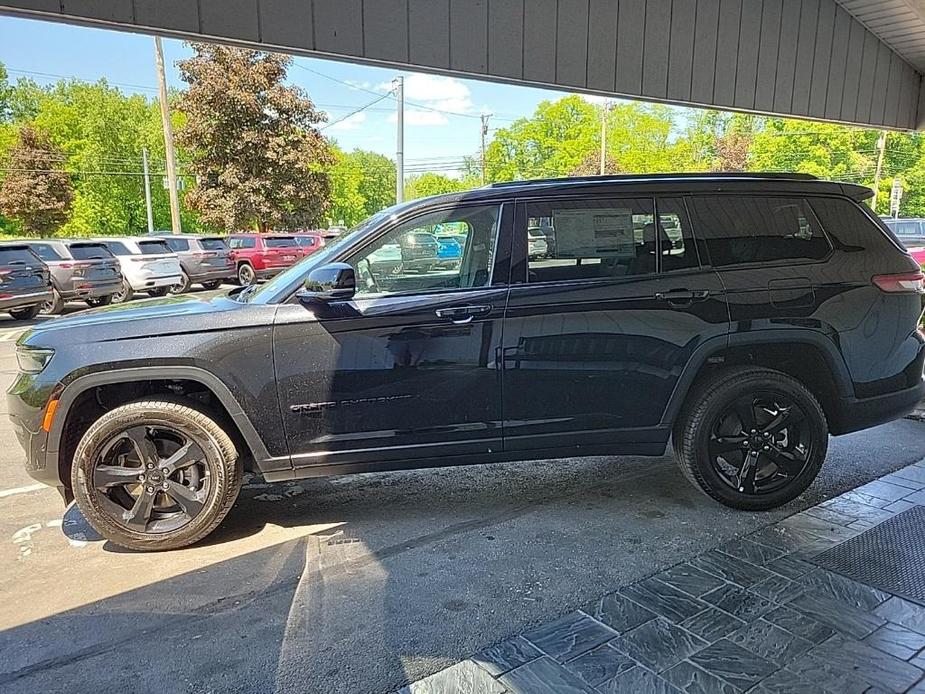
[241, 207, 397, 303]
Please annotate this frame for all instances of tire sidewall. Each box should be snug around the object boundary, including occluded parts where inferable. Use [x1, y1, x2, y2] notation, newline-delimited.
[238, 263, 255, 285]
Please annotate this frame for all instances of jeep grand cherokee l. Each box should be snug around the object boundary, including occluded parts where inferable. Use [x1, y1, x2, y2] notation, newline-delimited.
[9, 173, 925, 551]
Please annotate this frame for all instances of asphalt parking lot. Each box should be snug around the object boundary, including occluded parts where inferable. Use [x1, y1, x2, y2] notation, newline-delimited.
[0, 305, 924, 693]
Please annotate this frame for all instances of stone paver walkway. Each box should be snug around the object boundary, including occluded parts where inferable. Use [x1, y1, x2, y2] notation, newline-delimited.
[399, 458, 925, 694]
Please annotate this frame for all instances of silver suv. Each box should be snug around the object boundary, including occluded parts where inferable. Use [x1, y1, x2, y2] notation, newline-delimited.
[25, 240, 122, 314]
[149, 234, 235, 293]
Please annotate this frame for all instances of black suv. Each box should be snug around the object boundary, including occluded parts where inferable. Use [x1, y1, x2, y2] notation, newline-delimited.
[9, 174, 925, 551]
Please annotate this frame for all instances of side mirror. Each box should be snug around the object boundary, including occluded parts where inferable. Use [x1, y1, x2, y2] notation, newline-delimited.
[297, 262, 356, 304]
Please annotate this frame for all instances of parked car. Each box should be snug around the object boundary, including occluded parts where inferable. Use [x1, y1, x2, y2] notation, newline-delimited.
[96, 237, 183, 303]
[226, 233, 302, 285]
[527, 227, 549, 259]
[435, 235, 463, 269]
[24, 240, 122, 314]
[398, 231, 439, 272]
[10, 173, 925, 551]
[882, 218, 925, 266]
[291, 232, 325, 257]
[0, 244, 52, 320]
[149, 234, 235, 293]
[366, 242, 403, 277]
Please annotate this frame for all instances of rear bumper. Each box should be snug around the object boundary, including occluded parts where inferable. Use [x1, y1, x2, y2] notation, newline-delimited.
[59, 280, 121, 300]
[126, 274, 182, 291]
[0, 290, 53, 311]
[831, 379, 925, 435]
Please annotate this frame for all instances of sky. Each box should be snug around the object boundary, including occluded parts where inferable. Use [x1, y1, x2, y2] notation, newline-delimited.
[0, 15, 627, 177]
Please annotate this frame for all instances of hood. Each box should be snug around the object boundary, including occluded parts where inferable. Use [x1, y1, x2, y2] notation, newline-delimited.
[19, 291, 267, 349]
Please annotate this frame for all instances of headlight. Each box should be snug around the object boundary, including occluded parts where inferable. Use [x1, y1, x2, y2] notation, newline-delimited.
[16, 347, 54, 374]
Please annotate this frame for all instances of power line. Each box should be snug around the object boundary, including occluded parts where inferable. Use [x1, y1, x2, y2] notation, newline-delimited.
[320, 91, 395, 131]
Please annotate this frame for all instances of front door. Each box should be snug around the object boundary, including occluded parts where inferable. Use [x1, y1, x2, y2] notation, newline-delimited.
[274, 202, 510, 474]
[501, 196, 729, 453]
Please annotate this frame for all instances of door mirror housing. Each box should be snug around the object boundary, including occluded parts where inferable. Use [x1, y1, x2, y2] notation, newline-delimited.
[297, 263, 356, 304]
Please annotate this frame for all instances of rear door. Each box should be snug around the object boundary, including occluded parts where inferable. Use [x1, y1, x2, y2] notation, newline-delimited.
[262, 236, 301, 269]
[501, 196, 729, 452]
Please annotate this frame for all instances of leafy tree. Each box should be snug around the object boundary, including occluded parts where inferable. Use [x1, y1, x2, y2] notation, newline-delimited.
[404, 172, 467, 200]
[328, 147, 396, 226]
[177, 44, 332, 231]
[0, 125, 73, 235]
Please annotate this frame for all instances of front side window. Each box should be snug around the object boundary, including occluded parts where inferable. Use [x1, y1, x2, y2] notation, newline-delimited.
[228, 237, 256, 250]
[689, 196, 830, 267]
[525, 198, 655, 283]
[346, 204, 499, 296]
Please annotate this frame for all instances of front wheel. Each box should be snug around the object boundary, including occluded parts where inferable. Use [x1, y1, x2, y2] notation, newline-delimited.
[237, 263, 256, 286]
[8, 304, 41, 320]
[71, 398, 242, 551]
[673, 367, 828, 511]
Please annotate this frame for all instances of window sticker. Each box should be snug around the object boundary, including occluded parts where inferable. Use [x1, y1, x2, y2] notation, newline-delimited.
[552, 208, 636, 259]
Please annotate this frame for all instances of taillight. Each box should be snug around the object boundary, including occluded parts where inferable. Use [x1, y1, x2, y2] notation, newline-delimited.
[872, 271, 925, 293]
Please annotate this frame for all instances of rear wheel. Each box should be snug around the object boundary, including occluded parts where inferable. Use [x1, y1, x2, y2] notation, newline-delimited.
[71, 398, 242, 551]
[201, 280, 223, 290]
[86, 295, 113, 308]
[673, 367, 828, 511]
[237, 263, 256, 286]
[8, 304, 40, 320]
[147, 287, 169, 298]
[169, 271, 191, 295]
[41, 288, 65, 315]
[112, 279, 133, 304]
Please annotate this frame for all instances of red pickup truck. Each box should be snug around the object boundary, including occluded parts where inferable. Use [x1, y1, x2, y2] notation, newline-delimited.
[226, 233, 303, 285]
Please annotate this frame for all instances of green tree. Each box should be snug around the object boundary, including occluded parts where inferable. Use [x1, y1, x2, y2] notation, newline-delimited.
[177, 43, 332, 231]
[328, 147, 396, 226]
[0, 125, 73, 235]
[404, 172, 467, 200]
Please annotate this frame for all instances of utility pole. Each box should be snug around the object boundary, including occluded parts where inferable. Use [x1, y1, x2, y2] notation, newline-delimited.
[600, 101, 610, 175]
[154, 36, 182, 234]
[480, 113, 492, 185]
[394, 76, 404, 203]
[142, 147, 154, 234]
[872, 130, 888, 214]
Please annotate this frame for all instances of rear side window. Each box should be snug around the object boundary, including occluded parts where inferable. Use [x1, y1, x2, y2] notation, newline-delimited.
[808, 197, 887, 251]
[0, 247, 38, 264]
[200, 238, 228, 251]
[28, 244, 62, 261]
[689, 196, 830, 267]
[265, 236, 297, 248]
[656, 198, 700, 272]
[228, 237, 255, 249]
[68, 243, 114, 260]
[163, 238, 190, 252]
[138, 240, 172, 255]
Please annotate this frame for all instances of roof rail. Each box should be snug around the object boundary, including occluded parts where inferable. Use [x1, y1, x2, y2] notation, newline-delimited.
[484, 172, 820, 188]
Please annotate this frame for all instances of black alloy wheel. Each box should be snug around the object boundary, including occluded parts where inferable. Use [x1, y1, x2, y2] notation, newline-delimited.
[237, 263, 256, 286]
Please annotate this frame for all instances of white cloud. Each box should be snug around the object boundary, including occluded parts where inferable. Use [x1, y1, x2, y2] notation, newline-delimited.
[345, 79, 373, 91]
[376, 74, 474, 125]
[327, 111, 367, 131]
[387, 109, 449, 126]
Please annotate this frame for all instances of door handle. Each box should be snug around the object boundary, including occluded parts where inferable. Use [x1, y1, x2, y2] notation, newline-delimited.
[655, 290, 710, 304]
[435, 305, 492, 323]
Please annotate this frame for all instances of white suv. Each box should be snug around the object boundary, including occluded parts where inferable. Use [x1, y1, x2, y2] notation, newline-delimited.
[96, 237, 182, 303]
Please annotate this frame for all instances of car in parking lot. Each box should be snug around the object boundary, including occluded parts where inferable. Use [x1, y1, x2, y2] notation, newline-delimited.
[0, 243, 52, 320]
[23, 240, 122, 313]
[226, 233, 302, 285]
[9, 172, 925, 551]
[398, 231, 439, 272]
[96, 237, 183, 303]
[291, 232, 325, 257]
[149, 234, 235, 293]
[527, 227, 548, 259]
[435, 235, 463, 269]
[882, 218, 925, 266]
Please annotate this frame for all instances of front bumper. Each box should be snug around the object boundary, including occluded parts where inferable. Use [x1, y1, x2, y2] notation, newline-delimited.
[7, 371, 60, 489]
[0, 289, 53, 311]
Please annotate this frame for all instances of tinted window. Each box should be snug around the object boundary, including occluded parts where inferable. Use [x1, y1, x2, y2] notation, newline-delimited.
[138, 240, 172, 255]
[68, 243, 113, 260]
[200, 238, 228, 251]
[689, 196, 830, 267]
[894, 221, 923, 238]
[0, 247, 38, 264]
[809, 197, 889, 250]
[525, 198, 656, 283]
[163, 238, 190, 252]
[28, 244, 62, 261]
[104, 241, 131, 256]
[228, 237, 255, 249]
[265, 236, 297, 248]
[656, 198, 700, 272]
[295, 236, 317, 247]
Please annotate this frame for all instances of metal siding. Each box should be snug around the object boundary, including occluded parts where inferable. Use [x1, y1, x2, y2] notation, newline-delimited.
[60, 0, 131, 21]
[918, 72, 925, 129]
[690, 0, 720, 105]
[259, 0, 313, 50]
[523, 0, 556, 83]
[871, 41, 893, 124]
[824, 5, 850, 120]
[488, 0, 524, 80]
[714, 0, 742, 107]
[615, 0, 645, 96]
[586, 0, 618, 92]
[313, 0, 363, 55]
[135, 0, 198, 32]
[642, 0, 670, 99]
[199, 0, 259, 41]
[839, 19, 863, 120]
[556, 0, 590, 88]
[808, 0, 834, 118]
[855, 27, 880, 123]
[773, 0, 800, 114]
[666, 0, 696, 102]
[8, 0, 59, 9]
[900, 62, 916, 128]
[791, 0, 819, 116]
[364, 0, 408, 62]
[409, 0, 449, 68]
[734, 0, 762, 110]
[885, 51, 904, 126]
[449, 0, 488, 73]
[755, 0, 782, 113]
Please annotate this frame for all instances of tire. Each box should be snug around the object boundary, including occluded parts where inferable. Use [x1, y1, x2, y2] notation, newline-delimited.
[86, 295, 113, 308]
[8, 304, 41, 320]
[237, 263, 256, 286]
[169, 271, 191, 295]
[112, 278, 133, 304]
[71, 398, 242, 552]
[201, 280, 223, 290]
[147, 287, 169, 298]
[673, 366, 828, 511]
[41, 288, 65, 315]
